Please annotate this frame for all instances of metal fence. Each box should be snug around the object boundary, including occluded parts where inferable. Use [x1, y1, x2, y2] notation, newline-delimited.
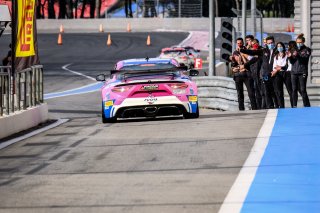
[0, 65, 44, 117]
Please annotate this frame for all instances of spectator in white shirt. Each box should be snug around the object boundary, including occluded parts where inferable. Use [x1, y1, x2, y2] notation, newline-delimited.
[271, 42, 293, 108]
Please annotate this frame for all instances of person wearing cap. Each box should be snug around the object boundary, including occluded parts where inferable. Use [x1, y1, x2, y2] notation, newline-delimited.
[288, 33, 311, 107]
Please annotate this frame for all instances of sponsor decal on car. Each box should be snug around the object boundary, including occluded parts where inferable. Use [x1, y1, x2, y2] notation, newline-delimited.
[105, 100, 114, 109]
[144, 94, 158, 105]
[188, 95, 198, 102]
[141, 85, 159, 91]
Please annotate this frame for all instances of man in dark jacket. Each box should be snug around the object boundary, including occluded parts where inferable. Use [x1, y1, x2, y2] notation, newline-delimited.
[248, 39, 265, 109]
[231, 38, 257, 111]
[240, 36, 278, 109]
[289, 34, 311, 107]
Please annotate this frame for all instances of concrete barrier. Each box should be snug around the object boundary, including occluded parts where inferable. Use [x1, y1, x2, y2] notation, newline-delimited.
[0, 103, 48, 140]
[32, 18, 294, 33]
[193, 76, 250, 111]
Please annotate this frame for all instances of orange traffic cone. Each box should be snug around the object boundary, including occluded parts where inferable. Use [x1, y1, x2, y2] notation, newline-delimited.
[127, 22, 131, 32]
[146, 35, 151, 46]
[60, 24, 64, 33]
[286, 24, 291, 32]
[291, 24, 295, 32]
[57, 33, 63, 45]
[107, 34, 112, 46]
[99, 24, 104, 33]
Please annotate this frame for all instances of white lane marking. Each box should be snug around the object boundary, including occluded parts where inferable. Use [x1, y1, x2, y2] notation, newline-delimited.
[0, 119, 69, 150]
[44, 82, 102, 100]
[62, 64, 96, 81]
[176, 31, 193, 47]
[218, 109, 278, 213]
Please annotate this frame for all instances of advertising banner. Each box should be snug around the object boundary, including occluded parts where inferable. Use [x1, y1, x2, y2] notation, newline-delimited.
[15, 0, 39, 72]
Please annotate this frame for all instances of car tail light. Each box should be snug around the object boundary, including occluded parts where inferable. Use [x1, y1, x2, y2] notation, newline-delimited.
[180, 56, 188, 60]
[111, 85, 133, 93]
[169, 83, 188, 94]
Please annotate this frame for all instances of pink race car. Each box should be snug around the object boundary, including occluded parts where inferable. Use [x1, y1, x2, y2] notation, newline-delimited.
[96, 58, 199, 123]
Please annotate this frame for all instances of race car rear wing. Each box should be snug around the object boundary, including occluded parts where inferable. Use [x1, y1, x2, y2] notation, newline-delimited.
[109, 66, 187, 76]
[96, 67, 198, 82]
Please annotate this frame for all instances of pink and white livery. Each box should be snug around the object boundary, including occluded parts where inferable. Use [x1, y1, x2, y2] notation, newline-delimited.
[96, 58, 199, 123]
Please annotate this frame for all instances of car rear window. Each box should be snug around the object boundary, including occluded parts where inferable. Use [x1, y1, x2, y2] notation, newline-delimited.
[120, 63, 177, 71]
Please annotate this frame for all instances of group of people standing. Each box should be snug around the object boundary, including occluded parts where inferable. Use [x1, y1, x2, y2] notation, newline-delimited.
[125, 0, 157, 18]
[230, 33, 311, 110]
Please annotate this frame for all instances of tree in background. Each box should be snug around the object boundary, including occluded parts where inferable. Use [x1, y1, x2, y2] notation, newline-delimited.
[203, 0, 294, 17]
[48, 0, 55, 19]
[58, 0, 66, 18]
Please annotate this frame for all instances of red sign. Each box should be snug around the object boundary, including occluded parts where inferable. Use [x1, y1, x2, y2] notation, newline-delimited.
[194, 58, 203, 69]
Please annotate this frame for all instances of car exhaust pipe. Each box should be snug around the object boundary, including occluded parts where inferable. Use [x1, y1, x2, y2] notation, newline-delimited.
[144, 106, 158, 116]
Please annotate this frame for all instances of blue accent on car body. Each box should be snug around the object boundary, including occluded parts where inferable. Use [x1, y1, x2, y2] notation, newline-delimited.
[102, 100, 114, 118]
[189, 101, 198, 113]
[241, 107, 320, 213]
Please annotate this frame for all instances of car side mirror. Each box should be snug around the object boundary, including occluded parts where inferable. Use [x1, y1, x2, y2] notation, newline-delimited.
[179, 64, 188, 70]
[189, 69, 199, 76]
[96, 74, 106, 81]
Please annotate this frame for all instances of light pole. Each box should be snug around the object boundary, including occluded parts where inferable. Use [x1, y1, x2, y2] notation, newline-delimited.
[251, 0, 256, 37]
[209, 0, 215, 76]
[242, 0, 247, 40]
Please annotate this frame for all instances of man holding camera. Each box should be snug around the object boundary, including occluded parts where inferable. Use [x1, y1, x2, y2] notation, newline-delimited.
[230, 38, 257, 111]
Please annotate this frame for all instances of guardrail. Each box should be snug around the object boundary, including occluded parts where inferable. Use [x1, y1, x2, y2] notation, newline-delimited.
[193, 76, 250, 111]
[0, 65, 44, 117]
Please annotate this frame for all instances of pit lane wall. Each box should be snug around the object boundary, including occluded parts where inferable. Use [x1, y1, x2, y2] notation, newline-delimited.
[32, 18, 293, 33]
[0, 104, 48, 139]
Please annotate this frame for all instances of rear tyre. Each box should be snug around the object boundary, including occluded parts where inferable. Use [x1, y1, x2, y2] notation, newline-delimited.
[102, 108, 116, 123]
[184, 103, 199, 119]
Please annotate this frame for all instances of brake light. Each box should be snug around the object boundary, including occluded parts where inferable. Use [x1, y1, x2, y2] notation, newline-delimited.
[169, 83, 188, 89]
[169, 83, 188, 94]
[111, 85, 132, 93]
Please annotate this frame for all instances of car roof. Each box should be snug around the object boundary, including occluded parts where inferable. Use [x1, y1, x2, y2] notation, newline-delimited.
[161, 47, 186, 52]
[115, 58, 179, 70]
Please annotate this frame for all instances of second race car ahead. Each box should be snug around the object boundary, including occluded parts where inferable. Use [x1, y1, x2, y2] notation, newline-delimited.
[96, 58, 199, 123]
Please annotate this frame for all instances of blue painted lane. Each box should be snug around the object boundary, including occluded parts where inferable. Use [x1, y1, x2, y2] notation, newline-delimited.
[241, 107, 320, 213]
[44, 82, 104, 100]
